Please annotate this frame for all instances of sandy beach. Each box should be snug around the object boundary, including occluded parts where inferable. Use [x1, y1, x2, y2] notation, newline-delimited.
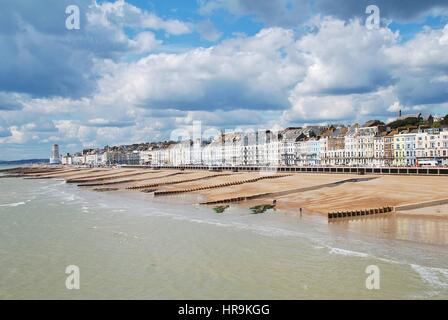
[3, 165, 448, 219]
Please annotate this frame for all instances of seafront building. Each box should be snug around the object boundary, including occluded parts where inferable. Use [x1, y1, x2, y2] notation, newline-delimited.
[49, 144, 61, 165]
[61, 153, 73, 165]
[58, 114, 448, 168]
[383, 131, 396, 167]
[416, 128, 448, 165]
[320, 126, 347, 166]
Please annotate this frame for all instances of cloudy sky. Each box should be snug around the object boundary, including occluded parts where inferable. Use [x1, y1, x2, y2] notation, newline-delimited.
[1, 0, 448, 160]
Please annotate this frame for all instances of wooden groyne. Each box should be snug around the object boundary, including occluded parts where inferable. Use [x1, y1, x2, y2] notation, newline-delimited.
[0, 174, 24, 178]
[328, 207, 394, 220]
[134, 173, 233, 191]
[80, 172, 190, 188]
[126, 173, 232, 190]
[24, 168, 82, 178]
[66, 170, 130, 183]
[26, 169, 105, 179]
[78, 172, 187, 187]
[200, 193, 274, 205]
[152, 174, 291, 196]
[199, 177, 376, 205]
[1, 167, 63, 175]
[67, 171, 143, 184]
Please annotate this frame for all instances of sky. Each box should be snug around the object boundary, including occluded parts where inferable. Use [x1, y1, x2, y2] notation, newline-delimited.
[0, 0, 448, 160]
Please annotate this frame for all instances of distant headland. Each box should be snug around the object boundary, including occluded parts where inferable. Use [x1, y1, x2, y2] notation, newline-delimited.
[0, 159, 49, 165]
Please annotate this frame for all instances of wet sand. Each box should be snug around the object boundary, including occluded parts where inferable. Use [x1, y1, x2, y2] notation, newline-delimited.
[397, 204, 448, 219]
[270, 175, 448, 213]
[4, 165, 448, 218]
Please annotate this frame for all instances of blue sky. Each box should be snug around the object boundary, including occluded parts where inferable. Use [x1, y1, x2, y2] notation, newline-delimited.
[1, 0, 448, 160]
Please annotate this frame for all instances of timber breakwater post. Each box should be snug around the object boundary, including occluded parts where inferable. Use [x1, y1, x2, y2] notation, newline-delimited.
[328, 207, 394, 221]
[153, 174, 291, 197]
[126, 173, 232, 191]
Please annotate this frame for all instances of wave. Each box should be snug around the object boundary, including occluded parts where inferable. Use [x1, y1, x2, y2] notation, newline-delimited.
[329, 247, 369, 258]
[169, 214, 306, 238]
[0, 201, 26, 207]
[411, 264, 448, 289]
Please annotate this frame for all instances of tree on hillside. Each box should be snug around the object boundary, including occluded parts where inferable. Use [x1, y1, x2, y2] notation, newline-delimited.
[387, 117, 420, 129]
[442, 115, 448, 125]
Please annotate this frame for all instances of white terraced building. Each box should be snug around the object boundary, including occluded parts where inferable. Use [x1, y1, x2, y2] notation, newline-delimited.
[192, 139, 204, 165]
[243, 132, 259, 166]
[72, 154, 86, 165]
[265, 131, 281, 167]
[280, 128, 302, 166]
[373, 133, 386, 167]
[128, 123, 448, 168]
[203, 137, 224, 166]
[416, 128, 448, 165]
[139, 150, 153, 165]
[319, 126, 348, 166]
[61, 154, 73, 165]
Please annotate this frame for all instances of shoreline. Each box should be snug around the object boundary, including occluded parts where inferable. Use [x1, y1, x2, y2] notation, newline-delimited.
[2, 165, 448, 220]
[2, 177, 448, 299]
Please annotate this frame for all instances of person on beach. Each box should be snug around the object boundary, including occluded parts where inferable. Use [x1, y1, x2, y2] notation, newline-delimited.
[300, 208, 303, 217]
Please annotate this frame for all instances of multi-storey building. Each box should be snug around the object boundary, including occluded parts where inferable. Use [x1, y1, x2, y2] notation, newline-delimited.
[192, 139, 204, 165]
[103, 150, 139, 165]
[343, 123, 388, 166]
[50, 144, 61, 165]
[383, 130, 396, 166]
[202, 134, 227, 166]
[357, 127, 376, 165]
[373, 132, 385, 167]
[222, 133, 243, 166]
[393, 129, 417, 166]
[320, 126, 347, 166]
[68, 118, 448, 168]
[174, 140, 193, 165]
[416, 127, 448, 165]
[243, 132, 255, 166]
[393, 132, 405, 166]
[151, 147, 169, 166]
[61, 153, 73, 165]
[296, 137, 308, 166]
[306, 138, 321, 165]
[279, 128, 303, 166]
[256, 131, 268, 166]
[265, 131, 281, 167]
[139, 149, 153, 165]
[403, 130, 417, 166]
[344, 125, 358, 166]
[72, 153, 86, 165]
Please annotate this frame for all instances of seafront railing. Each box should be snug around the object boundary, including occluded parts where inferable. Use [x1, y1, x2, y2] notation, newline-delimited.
[121, 165, 448, 176]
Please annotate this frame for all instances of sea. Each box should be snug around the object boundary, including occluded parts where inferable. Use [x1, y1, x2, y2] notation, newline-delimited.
[1, 166, 447, 299]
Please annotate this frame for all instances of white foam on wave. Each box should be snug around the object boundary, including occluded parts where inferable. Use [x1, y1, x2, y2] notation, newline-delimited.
[61, 194, 76, 202]
[329, 247, 369, 258]
[411, 264, 448, 289]
[169, 214, 306, 238]
[235, 223, 305, 238]
[0, 201, 26, 207]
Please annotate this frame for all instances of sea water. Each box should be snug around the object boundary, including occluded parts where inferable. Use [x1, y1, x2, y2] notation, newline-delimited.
[0, 170, 447, 299]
